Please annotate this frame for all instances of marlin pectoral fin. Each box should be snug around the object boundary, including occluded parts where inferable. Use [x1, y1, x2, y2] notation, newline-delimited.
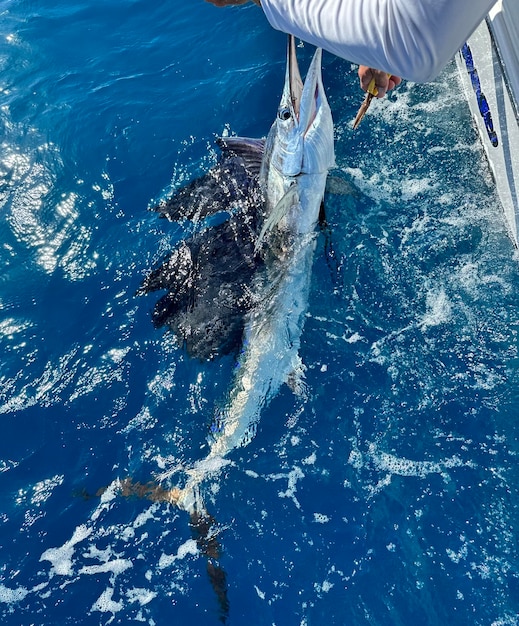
[317, 204, 341, 287]
[255, 184, 299, 253]
[318, 200, 326, 226]
[325, 175, 360, 197]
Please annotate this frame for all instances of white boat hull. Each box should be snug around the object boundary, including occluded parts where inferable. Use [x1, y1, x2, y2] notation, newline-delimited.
[455, 0, 519, 247]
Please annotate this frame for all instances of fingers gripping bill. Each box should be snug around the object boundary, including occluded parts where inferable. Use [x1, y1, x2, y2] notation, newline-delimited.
[353, 73, 391, 129]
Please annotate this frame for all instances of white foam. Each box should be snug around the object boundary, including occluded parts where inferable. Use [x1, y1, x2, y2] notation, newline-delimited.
[0, 317, 30, 338]
[0, 459, 19, 474]
[79, 559, 132, 577]
[133, 504, 160, 529]
[348, 448, 363, 470]
[82, 545, 112, 562]
[446, 543, 468, 564]
[344, 332, 363, 344]
[302, 452, 316, 465]
[400, 177, 436, 201]
[0, 583, 29, 605]
[126, 587, 157, 606]
[121, 407, 158, 434]
[119, 503, 161, 542]
[105, 347, 130, 364]
[369, 444, 472, 479]
[269, 466, 305, 509]
[31, 475, 64, 506]
[192, 455, 231, 477]
[158, 539, 198, 570]
[314, 579, 334, 594]
[40, 524, 93, 576]
[419, 287, 452, 330]
[90, 586, 123, 615]
[147, 364, 177, 399]
[91, 480, 119, 521]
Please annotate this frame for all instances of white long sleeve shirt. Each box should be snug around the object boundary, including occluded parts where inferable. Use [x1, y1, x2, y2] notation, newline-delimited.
[260, 0, 498, 81]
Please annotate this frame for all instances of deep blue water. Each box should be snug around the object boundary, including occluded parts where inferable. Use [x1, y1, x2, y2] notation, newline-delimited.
[1, 2, 519, 624]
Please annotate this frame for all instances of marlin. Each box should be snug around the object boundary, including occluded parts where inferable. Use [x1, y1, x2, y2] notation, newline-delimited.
[135, 34, 335, 623]
[141, 34, 335, 510]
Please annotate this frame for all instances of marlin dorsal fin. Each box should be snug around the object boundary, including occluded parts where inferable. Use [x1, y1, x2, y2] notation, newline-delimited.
[216, 136, 265, 177]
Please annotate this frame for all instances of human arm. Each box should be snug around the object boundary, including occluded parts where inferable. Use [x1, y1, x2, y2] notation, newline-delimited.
[260, 0, 498, 83]
[204, 0, 260, 6]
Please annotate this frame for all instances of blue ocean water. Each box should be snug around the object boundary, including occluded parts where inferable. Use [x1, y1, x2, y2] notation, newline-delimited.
[1, 1, 519, 624]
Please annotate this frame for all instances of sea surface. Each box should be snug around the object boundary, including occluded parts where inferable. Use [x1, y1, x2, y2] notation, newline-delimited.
[1, 2, 519, 625]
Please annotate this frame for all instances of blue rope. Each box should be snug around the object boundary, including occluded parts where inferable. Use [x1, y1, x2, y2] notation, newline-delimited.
[461, 43, 498, 147]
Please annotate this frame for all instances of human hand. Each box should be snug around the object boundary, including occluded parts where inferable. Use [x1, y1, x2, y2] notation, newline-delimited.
[358, 66, 401, 98]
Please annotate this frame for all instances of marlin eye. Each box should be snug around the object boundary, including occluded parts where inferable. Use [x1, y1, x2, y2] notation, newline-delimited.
[278, 107, 291, 121]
